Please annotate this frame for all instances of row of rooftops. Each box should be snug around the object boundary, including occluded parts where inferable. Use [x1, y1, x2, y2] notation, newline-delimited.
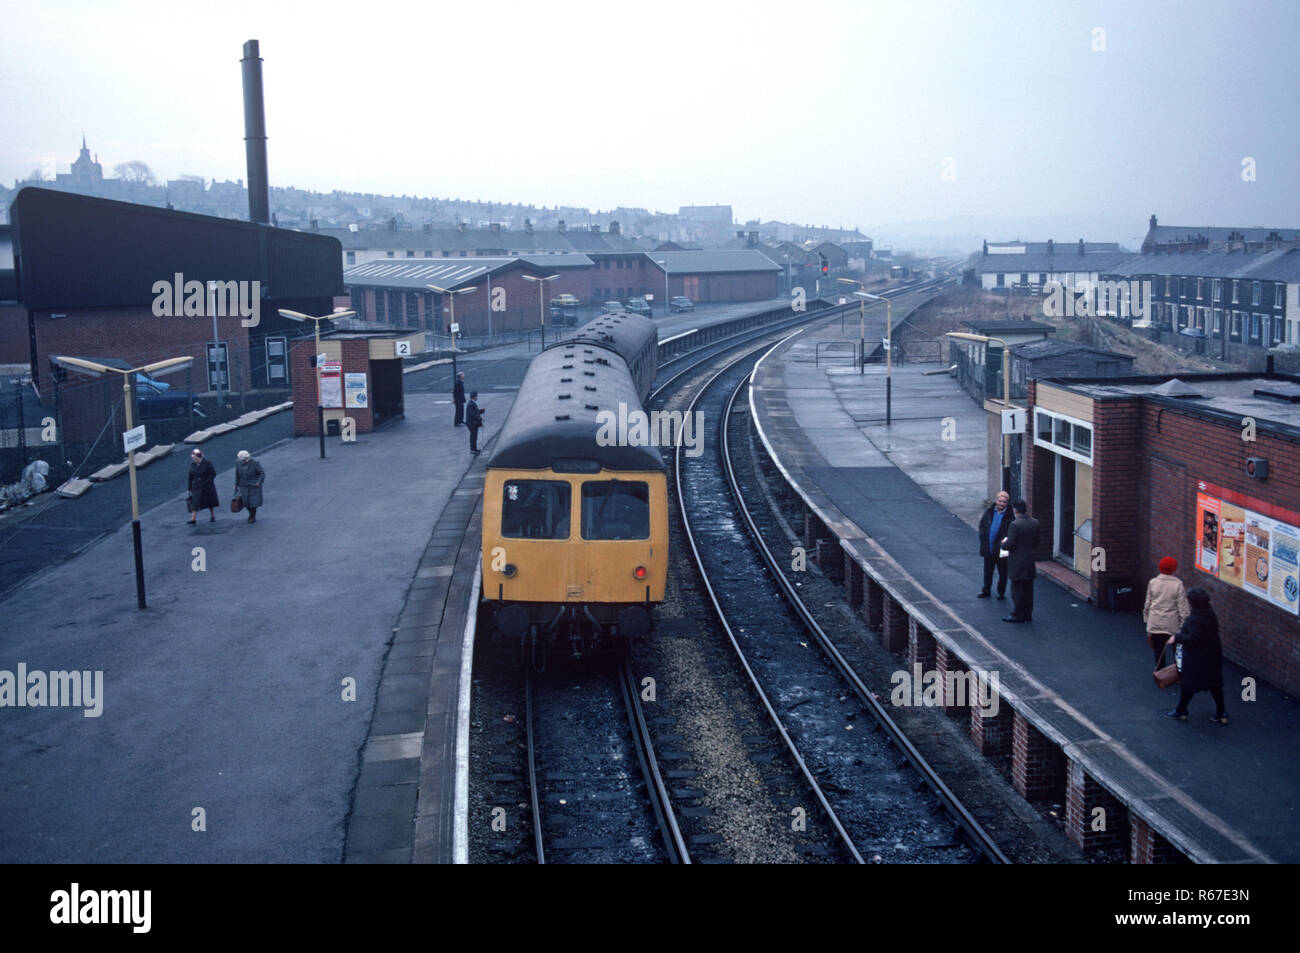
[341, 248, 782, 290]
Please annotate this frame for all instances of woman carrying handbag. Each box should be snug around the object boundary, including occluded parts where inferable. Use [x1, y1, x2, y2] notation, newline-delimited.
[233, 450, 265, 524]
[1161, 586, 1228, 724]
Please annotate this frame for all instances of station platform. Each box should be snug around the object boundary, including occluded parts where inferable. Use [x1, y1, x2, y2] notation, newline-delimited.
[749, 316, 1299, 863]
[0, 387, 492, 862]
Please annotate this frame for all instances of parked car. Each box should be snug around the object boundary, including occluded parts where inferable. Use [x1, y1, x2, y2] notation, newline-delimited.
[549, 294, 580, 326]
[601, 301, 623, 314]
[670, 296, 695, 312]
[625, 297, 651, 316]
[136, 373, 198, 419]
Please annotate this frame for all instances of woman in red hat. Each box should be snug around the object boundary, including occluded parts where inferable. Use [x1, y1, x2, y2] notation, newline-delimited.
[1143, 556, 1189, 667]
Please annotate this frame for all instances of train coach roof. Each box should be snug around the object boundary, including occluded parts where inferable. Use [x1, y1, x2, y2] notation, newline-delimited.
[549, 311, 657, 366]
[488, 341, 664, 472]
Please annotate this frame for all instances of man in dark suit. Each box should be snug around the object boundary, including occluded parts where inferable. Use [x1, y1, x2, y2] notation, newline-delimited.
[465, 392, 483, 454]
[1001, 499, 1040, 623]
[453, 372, 466, 427]
[977, 490, 1012, 600]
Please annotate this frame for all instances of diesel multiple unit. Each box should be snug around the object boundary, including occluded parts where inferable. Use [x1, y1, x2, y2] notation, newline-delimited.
[482, 312, 666, 659]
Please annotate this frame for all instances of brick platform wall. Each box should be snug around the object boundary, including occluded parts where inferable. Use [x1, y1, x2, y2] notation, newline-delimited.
[907, 618, 936, 672]
[969, 698, 1013, 757]
[864, 577, 883, 631]
[1130, 814, 1185, 864]
[1065, 758, 1128, 852]
[934, 643, 968, 719]
[881, 593, 908, 653]
[1011, 711, 1065, 801]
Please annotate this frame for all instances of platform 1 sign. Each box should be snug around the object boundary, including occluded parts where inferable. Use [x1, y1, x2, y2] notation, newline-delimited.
[1001, 409, 1026, 434]
[123, 425, 147, 454]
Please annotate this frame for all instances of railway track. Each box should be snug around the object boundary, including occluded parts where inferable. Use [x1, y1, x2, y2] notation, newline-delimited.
[675, 342, 1009, 864]
[524, 660, 688, 864]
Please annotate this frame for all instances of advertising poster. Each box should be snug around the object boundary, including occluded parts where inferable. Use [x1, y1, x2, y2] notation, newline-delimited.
[319, 361, 343, 409]
[1243, 516, 1272, 598]
[1196, 492, 1220, 574]
[344, 372, 368, 409]
[1217, 502, 1246, 588]
[1195, 480, 1300, 617]
[1268, 522, 1300, 614]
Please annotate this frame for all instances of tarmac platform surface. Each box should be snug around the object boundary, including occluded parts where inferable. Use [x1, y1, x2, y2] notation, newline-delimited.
[750, 315, 1299, 863]
[0, 386, 496, 862]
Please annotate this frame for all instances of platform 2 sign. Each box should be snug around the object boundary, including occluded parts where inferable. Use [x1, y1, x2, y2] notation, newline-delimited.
[1195, 480, 1300, 616]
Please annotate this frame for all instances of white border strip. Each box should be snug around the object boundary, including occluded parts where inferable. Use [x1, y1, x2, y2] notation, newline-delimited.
[452, 563, 481, 865]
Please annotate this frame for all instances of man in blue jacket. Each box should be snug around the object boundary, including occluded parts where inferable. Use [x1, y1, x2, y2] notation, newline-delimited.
[977, 490, 1013, 600]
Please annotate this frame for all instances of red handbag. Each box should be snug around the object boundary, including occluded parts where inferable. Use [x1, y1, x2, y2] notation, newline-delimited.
[1153, 643, 1179, 689]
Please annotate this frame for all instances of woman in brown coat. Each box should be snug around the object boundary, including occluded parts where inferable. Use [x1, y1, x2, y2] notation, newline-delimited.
[1143, 556, 1189, 666]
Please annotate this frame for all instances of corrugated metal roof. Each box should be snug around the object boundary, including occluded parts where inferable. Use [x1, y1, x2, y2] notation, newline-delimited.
[651, 250, 781, 274]
[343, 254, 596, 290]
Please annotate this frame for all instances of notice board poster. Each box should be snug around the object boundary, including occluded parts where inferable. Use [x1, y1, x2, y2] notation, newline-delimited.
[319, 361, 343, 409]
[1195, 480, 1300, 616]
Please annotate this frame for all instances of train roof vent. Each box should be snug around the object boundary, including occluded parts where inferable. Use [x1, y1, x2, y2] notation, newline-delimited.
[583, 370, 595, 376]
[558, 393, 571, 400]
[562, 364, 573, 369]
[585, 403, 599, 410]
[584, 384, 596, 391]
[555, 413, 570, 420]
[561, 377, 573, 383]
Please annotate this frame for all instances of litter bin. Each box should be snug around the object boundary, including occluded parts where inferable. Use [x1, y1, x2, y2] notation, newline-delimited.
[1105, 576, 1137, 612]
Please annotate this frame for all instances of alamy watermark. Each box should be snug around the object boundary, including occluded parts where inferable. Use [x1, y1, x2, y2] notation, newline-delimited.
[0, 663, 103, 717]
[890, 663, 1000, 717]
[595, 402, 704, 458]
[152, 273, 261, 327]
[1042, 279, 1151, 321]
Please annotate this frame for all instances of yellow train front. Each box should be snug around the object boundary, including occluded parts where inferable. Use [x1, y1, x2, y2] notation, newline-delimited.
[482, 313, 666, 659]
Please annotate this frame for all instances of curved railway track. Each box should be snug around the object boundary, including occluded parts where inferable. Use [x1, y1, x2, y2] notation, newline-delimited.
[675, 342, 1009, 864]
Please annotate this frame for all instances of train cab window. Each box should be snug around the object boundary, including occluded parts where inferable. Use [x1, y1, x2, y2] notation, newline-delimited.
[581, 481, 650, 540]
[501, 480, 570, 539]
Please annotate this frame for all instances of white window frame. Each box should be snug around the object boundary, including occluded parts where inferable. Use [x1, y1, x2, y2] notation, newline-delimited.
[1033, 407, 1093, 465]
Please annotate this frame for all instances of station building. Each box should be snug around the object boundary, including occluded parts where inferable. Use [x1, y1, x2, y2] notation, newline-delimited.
[1, 187, 342, 454]
[1026, 370, 1300, 696]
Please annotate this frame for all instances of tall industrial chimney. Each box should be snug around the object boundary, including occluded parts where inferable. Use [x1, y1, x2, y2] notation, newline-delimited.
[241, 39, 270, 225]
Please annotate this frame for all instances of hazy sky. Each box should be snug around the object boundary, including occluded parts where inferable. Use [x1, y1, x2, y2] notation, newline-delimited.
[3, 0, 1298, 237]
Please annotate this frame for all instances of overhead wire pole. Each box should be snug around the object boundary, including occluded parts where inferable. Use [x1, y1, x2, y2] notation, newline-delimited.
[279, 308, 356, 459]
[51, 354, 194, 609]
[522, 274, 560, 349]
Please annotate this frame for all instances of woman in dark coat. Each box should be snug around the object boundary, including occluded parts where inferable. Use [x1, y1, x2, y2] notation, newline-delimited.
[187, 448, 219, 524]
[1163, 586, 1228, 724]
[234, 450, 265, 524]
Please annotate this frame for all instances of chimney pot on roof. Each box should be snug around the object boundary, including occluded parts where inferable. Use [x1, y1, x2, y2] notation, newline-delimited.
[982, 240, 988, 257]
[490, 222, 500, 233]
[1078, 238, 1085, 256]
[1150, 214, 1158, 231]
[609, 220, 620, 235]
[1047, 239, 1053, 254]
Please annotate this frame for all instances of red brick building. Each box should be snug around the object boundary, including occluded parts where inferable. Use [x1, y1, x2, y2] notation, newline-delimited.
[1027, 373, 1300, 695]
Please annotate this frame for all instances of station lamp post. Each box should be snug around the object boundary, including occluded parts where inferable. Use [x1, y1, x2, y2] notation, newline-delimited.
[836, 278, 868, 375]
[522, 273, 560, 348]
[52, 354, 194, 609]
[279, 308, 356, 460]
[859, 291, 894, 424]
[656, 259, 670, 314]
[426, 284, 477, 379]
[947, 331, 1013, 493]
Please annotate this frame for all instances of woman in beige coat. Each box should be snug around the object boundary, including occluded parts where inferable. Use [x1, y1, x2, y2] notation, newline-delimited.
[1144, 557, 1189, 667]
